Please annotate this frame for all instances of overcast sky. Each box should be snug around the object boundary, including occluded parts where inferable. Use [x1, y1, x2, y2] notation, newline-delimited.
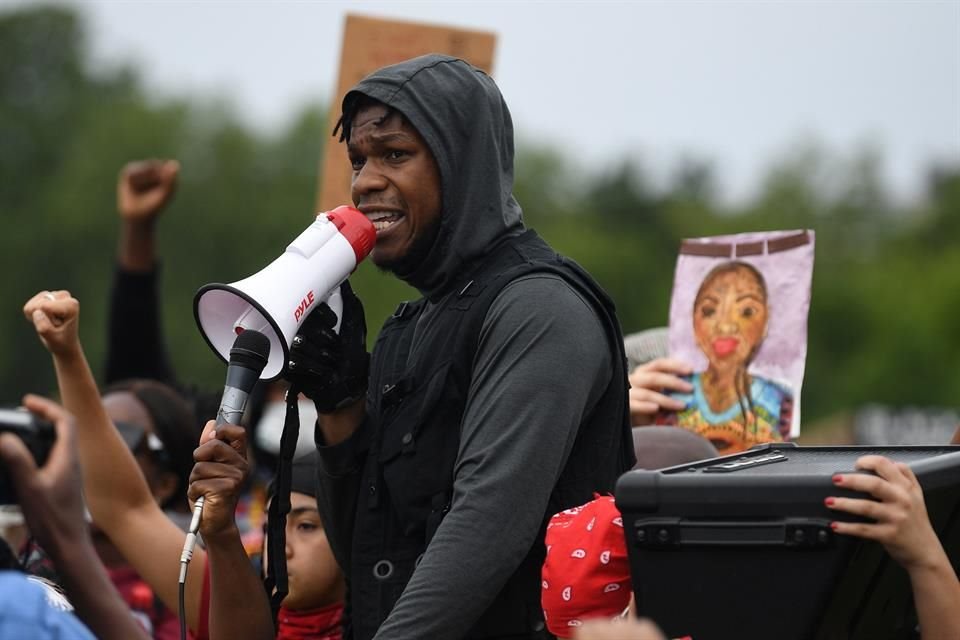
[8, 0, 960, 203]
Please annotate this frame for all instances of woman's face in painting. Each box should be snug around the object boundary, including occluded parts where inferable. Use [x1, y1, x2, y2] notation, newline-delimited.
[693, 266, 768, 369]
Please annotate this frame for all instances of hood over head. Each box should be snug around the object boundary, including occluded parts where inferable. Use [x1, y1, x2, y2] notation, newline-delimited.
[337, 54, 525, 299]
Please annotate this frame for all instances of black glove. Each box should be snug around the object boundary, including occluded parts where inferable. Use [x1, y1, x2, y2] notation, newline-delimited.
[285, 281, 369, 413]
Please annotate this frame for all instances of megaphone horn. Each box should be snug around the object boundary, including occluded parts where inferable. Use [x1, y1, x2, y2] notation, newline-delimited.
[193, 206, 376, 381]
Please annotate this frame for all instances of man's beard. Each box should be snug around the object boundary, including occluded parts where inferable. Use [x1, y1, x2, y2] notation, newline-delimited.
[376, 215, 442, 278]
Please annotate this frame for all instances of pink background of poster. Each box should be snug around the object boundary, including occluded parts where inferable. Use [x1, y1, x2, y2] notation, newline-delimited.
[667, 229, 815, 437]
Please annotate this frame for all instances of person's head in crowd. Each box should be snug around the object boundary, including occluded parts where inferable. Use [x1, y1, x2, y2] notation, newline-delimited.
[542, 495, 631, 637]
[542, 428, 717, 636]
[262, 453, 344, 614]
[632, 426, 719, 470]
[101, 379, 198, 513]
[252, 381, 320, 470]
[692, 261, 768, 381]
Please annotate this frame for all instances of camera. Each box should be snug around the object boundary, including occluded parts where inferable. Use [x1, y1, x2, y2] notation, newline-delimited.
[0, 408, 55, 504]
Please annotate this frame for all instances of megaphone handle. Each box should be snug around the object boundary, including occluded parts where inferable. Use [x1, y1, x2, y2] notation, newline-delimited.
[326, 287, 344, 334]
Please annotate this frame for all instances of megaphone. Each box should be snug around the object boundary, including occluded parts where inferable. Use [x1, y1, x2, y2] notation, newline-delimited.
[193, 206, 376, 381]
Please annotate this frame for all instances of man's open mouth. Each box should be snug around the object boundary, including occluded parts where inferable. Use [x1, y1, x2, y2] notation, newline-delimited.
[365, 211, 403, 232]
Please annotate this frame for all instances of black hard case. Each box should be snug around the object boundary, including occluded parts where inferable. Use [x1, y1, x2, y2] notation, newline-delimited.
[614, 443, 960, 640]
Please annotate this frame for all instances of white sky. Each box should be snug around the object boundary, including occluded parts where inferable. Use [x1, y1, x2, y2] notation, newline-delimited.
[7, 0, 960, 203]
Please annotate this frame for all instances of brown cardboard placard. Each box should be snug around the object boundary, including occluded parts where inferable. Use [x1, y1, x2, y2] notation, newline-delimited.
[316, 14, 497, 212]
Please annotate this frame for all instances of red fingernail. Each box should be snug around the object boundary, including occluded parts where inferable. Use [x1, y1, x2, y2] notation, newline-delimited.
[832, 474, 843, 485]
[824, 497, 835, 507]
[830, 522, 839, 531]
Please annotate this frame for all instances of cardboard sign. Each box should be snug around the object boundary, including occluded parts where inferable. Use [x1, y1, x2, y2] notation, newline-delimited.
[657, 230, 815, 455]
[316, 14, 497, 212]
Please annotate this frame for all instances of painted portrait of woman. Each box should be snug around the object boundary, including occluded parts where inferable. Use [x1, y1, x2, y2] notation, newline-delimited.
[658, 261, 793, 454]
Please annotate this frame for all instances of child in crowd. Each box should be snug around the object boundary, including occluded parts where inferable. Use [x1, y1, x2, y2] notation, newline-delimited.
[260, 454, 345, 639]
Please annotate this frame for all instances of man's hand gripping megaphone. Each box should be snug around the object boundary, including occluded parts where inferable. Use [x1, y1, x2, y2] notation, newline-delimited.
[286, 281, 369, 413]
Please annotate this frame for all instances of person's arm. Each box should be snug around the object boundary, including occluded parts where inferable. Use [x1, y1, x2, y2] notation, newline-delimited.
[105, 159, 179, 384]
[828, 455, 960, 640]
[116, 158, 178, 270]
[23, 290, 207, 632]
[0, 395, 149, 640]
[190, 422, 274, 640]
[628, 358, 693, 426]
[316, 395, 367, 447]
[374, 274, 612, 639]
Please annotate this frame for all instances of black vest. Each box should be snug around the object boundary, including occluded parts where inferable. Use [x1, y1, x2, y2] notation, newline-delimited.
[350, 230, 634, 640]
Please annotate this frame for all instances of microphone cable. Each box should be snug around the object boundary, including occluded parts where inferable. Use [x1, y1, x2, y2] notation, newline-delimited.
[178, 329, 269, 640]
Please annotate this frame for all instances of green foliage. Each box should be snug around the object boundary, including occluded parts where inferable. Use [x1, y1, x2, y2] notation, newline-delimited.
[2, 4, 959, 433]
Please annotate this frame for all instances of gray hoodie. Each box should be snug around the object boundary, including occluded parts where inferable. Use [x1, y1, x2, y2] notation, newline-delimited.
[341, 54, 525, 300]
[325, 55, 619, 639]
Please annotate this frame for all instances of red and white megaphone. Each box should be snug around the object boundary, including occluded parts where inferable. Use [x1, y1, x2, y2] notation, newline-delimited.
[193, 206, 376, 381]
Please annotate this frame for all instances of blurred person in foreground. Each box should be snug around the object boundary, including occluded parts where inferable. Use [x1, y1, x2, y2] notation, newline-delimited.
[0, 395, 149, 640]
[204, 53, 634, 640]
[23, 290, 346, 639]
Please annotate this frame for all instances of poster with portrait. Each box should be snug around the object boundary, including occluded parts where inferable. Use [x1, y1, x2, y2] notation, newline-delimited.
[658, 230, 815, 456]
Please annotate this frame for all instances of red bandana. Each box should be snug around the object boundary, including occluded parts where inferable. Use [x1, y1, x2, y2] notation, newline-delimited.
[276, 602, 344, 640]
[541, 495, 631, 638]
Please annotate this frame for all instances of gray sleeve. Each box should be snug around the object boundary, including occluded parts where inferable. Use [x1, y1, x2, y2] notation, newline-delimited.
[314, 415, 373, 579]
[373, 274, 612, 639]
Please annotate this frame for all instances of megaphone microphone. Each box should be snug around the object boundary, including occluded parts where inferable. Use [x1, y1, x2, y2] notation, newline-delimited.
[193, 206, 376, 381]
[182, 206, 375, 625]
[179, 329, 270, 584]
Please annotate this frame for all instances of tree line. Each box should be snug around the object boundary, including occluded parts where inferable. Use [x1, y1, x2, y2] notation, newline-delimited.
[3, 6, 959, 434]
